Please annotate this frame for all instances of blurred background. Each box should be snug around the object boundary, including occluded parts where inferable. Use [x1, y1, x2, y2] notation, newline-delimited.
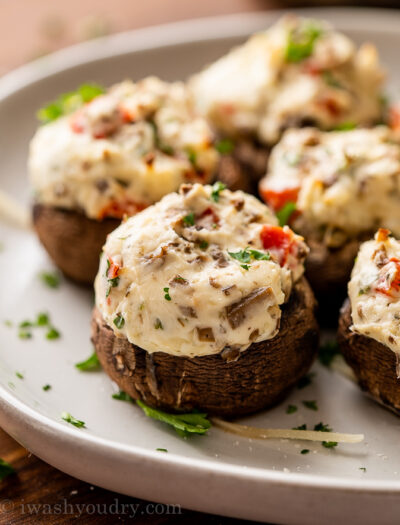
[1, 0, 400, 76]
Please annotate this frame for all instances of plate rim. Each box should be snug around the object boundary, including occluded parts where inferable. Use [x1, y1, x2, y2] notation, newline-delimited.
[1, 5, 400, 502]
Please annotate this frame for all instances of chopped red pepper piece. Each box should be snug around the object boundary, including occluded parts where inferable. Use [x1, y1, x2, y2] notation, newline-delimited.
[260, 224, 294, 266]
[98, 199, 147, 220]
[376, 257, 400, 297]
[316, 96, 341, 117]
[259, 186, 300, 212]
[107, 257, 120, 279]
[389, 105, 400, 133]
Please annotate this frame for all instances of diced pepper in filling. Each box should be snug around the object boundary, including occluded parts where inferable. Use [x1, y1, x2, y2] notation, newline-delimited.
[375, 257, 400, 298]
[259, 186, 300, 212]
[260, 224, 294, 266]
[98, 199, 147, 220]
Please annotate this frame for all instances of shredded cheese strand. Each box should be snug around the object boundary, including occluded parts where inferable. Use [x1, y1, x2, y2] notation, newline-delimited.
[0, 189, 31, 230]
[211, 418, 364, 443]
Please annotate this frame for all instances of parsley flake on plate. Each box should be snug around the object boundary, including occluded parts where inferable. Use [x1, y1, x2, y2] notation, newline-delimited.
[0, 458, 15, 481]
[39, 271, 61, 289]
[286, 404, 298, 414]
[75, 352, 101, 371]
[61, 412, 86, 428]
[303, 400, 318, 411]
[136, 400, 211, 438]
[112, 391, 133, 402]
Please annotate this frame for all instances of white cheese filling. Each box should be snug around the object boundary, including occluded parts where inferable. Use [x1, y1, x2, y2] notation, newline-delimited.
[260, 126, 400, 241]
[190, 15, 384, 145]
[95, 183, 308, 357]
[349, 229, 400, 356]
[29, 77, 219, 220]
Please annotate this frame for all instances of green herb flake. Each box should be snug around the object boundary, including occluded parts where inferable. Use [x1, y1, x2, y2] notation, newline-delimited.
[333, 121, 357, 132]
[61, 412, 86, 428]
[15, 372, 24, 379]
[37, 83, 105, 123]
[75, 352, 100, 371]
[182, 212, 195, 227]
[154, 318, 163, 330]
[293, 424, 307, 431]
[210, 181, 227, 202]
[136, 399, 211, 437]
[297, 373, 314, 389]
[313, 422, 338, 448]
[156, 448, 168, 452]
[187, 149, 197, 166]
[18, 330, 32, 340]
[286, 404, 298, 414]
[215, 139, 235, 155]
[46, 327, 60, 340]
[359, 467, 367, 472]
[303, 400, 318, 411]
[36, 312, 49, 326]
[112, 391, 133, 402]
[199, 240, 209, 250]
[228, 247, 271, 269]
[19, 320, 33, 328]
[301, 449, 310, 455]
[4, 320, 12, 328]
[106, 276, 120, 297]
[285, 22, 322, 63]
[39, 271, 60, 288]
[319, 340, 340, 367]
[0, 458, 15, 481]
[42, 384, 51, 391]
[163, 287, 171, 301]
[113, 314, 125, 329]
[276, 202, 296, 227]
[322, 71, 343, 89]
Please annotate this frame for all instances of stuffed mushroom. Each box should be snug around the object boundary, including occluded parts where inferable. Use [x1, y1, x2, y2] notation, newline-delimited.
[91, 183, 319, 416]
[338, 228, 400, 414]
[29, 77, 221, 284]
[190, 15, 385, 193]
[259, 126, 400, 312]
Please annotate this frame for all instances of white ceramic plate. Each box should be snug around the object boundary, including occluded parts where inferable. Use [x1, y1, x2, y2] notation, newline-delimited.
[1, 8, 400, 525]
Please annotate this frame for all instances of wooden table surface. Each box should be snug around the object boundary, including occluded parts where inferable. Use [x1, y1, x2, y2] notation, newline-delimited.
[0, 1, 393, 523]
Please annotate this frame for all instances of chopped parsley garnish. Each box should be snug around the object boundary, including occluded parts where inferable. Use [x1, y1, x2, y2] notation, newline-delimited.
[359, 467, 367, 472]
[210, 181, 227, 202]
[358, 286, 370, 296]
[297, 373, 314, 389]
[18, 330, 32, 340]
[293, 424, 307, 431]
[228, 247, 271, 270]
[156, 448, 168, 452]
[37, 83, 105, 123]
[46, 327, 60, 340]
[215, 139, 235, 155]
[113, 314, 125, 329]
[187, 149, 197, 166]
[322, 71, 343, 89]
[154, 318, 163, 330]
[163, 287, 171, 301]
[332, 121, 356, 131]
[286, 404, 298, 414]
[136, 399, 211, 438]
[105, 259, 120, 297]
[4, 320, 12, 327]
[182, 212, 195, 226]
[301, 449, 310, 455]
[42, 384, 51, 391]
[112, 391, 133, 402]
[37, 312, 49, 326]
[285, 22, 322, 63]
[39, 271, 61, 288]
[199, 240, 209, 250]
[314, 422, 338, 448]
[15, 372, 24, 379]
[0, 458, 15, 481]
[276, 202, 296, 226]
[75, 352, 101, 371]
[303, 400, 318, 411]
[319, 340, 340, 367]
[61, 412, 86, 428]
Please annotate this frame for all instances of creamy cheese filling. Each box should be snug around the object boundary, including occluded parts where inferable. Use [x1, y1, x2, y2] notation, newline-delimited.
[190, 15, 384, 145]
[349, 229, 400, 356]
[259, 126, 400, 243]
[95, 183, 308, 357]
[29, 77, 219, 220]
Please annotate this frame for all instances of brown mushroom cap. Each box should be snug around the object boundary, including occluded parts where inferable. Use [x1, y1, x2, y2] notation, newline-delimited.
[338, 299, 400, 415]
[91, 277, 319, 417]
[33, 203, 120, 285]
